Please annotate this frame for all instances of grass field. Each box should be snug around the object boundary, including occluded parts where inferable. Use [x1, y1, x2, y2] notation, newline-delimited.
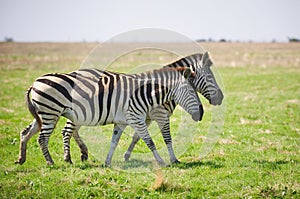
[0, 42, 299, 198]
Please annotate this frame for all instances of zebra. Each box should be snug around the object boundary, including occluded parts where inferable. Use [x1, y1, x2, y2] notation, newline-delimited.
[15, 66, 203, 166]
[123, 52, 223, 163]
[61, 51, 223, 166]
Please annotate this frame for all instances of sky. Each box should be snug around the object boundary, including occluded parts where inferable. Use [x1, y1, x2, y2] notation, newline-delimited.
[1, 0, 300, 42]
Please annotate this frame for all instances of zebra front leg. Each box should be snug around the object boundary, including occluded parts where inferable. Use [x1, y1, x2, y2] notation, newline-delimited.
[15, 119, 40, 164]
[124, 132, 140, 161]
[157, 119, 180, 164]
[38, 123, 56, 165]
[131, 120, 167, 167]
[72, 126, 88, 162]
[124, 119, 151, 161]
[105, 124, 126, 167]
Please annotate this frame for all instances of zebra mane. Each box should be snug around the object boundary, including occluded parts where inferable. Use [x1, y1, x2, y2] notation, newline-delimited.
[164, 52, 213, 72]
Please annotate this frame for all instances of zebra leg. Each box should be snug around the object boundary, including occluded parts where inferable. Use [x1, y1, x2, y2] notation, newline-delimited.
[124, 132, 140, 161]
[62, 120, 88, 163]
[72, 126, 89, 162]
[105, 124, 126, 167]
[124, 119, 151, 161]
[38, 122, 57, 165]
[157, 119, 180, 164]
[61, 121, 75, 163]
[130, 120, 167, 167]
[15, 119, 40, 164]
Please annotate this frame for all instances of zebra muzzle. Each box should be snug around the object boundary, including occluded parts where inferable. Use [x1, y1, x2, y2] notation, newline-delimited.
[191, 105, 204, 122]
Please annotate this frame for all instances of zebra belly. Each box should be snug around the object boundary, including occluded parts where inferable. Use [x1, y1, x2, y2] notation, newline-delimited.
[69, 101, 129, 127]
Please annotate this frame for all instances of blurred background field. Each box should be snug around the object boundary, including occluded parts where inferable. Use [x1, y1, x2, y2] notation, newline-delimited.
[0, 42, 299, 198]
[1, 42, 300, 70]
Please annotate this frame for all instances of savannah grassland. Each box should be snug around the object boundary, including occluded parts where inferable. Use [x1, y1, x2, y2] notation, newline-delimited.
[0, 42, 299, 198]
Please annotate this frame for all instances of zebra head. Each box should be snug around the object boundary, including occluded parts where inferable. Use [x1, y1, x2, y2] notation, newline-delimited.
[173, 68, 203, 122]
[193, 52, 224, 105]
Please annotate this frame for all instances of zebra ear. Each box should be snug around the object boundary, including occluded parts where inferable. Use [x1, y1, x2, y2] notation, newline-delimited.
[202, 51, 213, 68]
[183, 68, 195, 79]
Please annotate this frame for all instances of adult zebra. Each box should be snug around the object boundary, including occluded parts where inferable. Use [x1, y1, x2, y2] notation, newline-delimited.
[15, 66, 203, 166]
[123, 52, 223, 164]
[61, 52, 223, 166]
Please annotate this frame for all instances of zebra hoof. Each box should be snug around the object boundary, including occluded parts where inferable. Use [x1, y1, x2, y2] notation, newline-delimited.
[171, 159, 181, 164]
[64, 155, 72, 164]
[124, 152, 131, 161]
[15, 157, 26, 165]
[64, 159, 73, 164]
[104, 162, 111, 168]
[46, 160, 54, 165]
[15, 159, 25, 165]
[81, 153, 88, 162]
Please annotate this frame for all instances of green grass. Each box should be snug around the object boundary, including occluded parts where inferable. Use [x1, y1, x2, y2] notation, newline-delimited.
[0, 42, 299, 198]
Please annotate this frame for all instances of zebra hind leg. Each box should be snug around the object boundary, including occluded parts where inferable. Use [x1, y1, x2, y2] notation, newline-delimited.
[38, 122, 57, 165]
[15, 119, 40, 164]
[61, 121, 74, 163]
[62, 122, 87, 163]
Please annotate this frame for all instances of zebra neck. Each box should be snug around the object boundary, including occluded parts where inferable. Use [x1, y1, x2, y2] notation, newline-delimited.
[131, 70, 181, 108]
[164, 53, 203, 72]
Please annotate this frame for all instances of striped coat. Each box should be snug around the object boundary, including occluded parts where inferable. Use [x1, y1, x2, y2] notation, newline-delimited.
[69, 52, 224, 166]
[16, 67, 202, 166]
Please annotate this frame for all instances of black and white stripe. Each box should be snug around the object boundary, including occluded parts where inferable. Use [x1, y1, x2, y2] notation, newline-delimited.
[16, 67, 202, 166]
[123, 52, 224, 164]
[64, 52, 223, 165]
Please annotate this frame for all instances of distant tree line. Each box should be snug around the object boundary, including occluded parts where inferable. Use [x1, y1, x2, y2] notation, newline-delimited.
[288, 37, 300, 42]
[3, 36, 299, 43]
[4, 37, 14, 42]
[196, 37, 300, 43]
[196, 38, 231, 43]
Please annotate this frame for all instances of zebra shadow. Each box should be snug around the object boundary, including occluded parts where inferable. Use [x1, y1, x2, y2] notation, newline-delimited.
[113, 159, 154, 170]
[112, 159, 225, 170]
[73, 159, 225, 171]
[172, 160, 224, 169]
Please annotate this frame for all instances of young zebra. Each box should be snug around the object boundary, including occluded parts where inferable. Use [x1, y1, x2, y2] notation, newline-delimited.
[62, 52, 223, 166]
[15, 67, 202, 166]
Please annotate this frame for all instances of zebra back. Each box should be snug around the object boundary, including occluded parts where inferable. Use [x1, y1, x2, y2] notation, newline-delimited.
[30, 66, 200, 127]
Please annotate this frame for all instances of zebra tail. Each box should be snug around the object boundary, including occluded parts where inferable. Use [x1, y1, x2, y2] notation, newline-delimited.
[26, 86, 42, 130]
